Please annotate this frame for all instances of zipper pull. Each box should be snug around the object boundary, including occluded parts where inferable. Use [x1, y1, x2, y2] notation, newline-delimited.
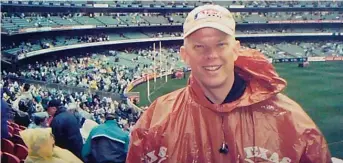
[219, 142, 229, 154]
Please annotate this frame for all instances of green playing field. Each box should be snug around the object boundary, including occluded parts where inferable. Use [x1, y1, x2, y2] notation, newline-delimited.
[131, 61, 343, 158]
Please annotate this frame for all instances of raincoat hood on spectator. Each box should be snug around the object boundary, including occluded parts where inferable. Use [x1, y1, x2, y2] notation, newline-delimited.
[126, 46, 331, 163]
[19, 128, 83, 163]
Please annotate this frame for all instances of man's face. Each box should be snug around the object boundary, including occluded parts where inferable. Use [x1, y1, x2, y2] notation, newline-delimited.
[47, 107, 57, 116]
[180, 27, 238, 89]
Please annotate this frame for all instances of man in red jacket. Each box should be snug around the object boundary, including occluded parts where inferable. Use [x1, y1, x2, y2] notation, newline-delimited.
[126, 4, 332, 163]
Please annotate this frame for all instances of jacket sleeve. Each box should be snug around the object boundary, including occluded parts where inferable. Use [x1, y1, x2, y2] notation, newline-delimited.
[124, 132, 130, 153]
[278, 94, 332, 163]
[65, 116, 83, 159]
[1, 99, 10, 139]
[299, 128, 332, 163]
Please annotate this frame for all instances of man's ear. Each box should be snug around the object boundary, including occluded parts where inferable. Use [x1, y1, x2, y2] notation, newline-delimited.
[233, 40, 240, 61]
[180, 46, 190, 65]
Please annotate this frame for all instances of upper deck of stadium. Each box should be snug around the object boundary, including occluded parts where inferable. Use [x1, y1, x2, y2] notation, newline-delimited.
[1, 11, 342, 35]
[2, 0, 342, 12]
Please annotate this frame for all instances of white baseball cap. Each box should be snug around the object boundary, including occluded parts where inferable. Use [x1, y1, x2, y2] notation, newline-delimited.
[183, 4, 236, 38]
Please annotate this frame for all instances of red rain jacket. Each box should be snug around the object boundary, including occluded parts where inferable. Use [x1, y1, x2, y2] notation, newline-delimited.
[127, 48, 331, 163]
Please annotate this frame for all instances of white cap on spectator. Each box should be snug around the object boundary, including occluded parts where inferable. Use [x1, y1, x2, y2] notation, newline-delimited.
[183, 4, 236, 38]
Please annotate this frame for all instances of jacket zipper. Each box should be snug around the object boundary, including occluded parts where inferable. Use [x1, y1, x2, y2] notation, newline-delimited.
[219, 105, 229, 156]
[221, 114, 226, 146]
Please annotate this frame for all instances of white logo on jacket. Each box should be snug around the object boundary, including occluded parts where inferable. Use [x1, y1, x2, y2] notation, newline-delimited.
[244, 146, 291, 163]
[143, 146, 168, 163]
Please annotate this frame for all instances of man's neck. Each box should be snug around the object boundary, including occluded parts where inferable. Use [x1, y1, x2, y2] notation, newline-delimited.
[201, 72, 235, 104]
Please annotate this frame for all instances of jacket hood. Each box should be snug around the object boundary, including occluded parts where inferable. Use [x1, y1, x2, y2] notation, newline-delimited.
[20, 128, 54, 160]
[188, 48, 287, 113]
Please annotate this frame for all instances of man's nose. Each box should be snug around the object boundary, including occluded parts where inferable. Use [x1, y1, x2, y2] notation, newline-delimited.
[206, 49, 220, 59]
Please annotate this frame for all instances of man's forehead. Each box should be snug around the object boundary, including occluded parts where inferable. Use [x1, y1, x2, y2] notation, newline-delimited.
[186, 31, 233, 43]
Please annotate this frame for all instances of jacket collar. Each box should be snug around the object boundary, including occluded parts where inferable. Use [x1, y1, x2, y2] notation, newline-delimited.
[188, 48, 286, 113]
[206, 72, 246, 104]
[54, 106, 66, 117]
[105, 119, 118, 125]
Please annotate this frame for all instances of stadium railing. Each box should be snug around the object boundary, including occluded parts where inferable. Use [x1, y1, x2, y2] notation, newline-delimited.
[3, 19, 342, 35]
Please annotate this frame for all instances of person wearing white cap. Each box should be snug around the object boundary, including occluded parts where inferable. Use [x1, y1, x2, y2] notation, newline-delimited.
[126, 5, 331, 163]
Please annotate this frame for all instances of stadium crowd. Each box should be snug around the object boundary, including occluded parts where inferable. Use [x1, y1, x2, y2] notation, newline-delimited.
[11, 55, 135, 93]
[1, 11, 342, 33]
[1, 78, 142, 129]
[2, 44, 185, 91]
[1, 76, 143, 161]
[241, 40, 343, 58]
[1, 33, 110, 57]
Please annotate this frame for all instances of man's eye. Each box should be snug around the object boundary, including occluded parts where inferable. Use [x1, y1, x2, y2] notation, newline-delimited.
[194, 45, 204, 49]
[218, 43, 227, 47]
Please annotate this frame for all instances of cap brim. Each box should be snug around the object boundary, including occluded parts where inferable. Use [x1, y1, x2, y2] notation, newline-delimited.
[183, 22, 234, 38]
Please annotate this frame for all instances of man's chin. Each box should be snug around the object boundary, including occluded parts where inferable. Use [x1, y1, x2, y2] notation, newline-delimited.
[194, 75, 227, 89]
[202, 80, 227, 90]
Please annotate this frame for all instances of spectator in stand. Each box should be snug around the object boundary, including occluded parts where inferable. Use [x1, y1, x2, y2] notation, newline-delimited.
[75, 102, 94, 120]
[1, 98, 10, 139]
[126, 4, 331, 162]
[82, 113, 130, 163]
[1, 78, 142, 134]
[1, 80, 16, 101]
[20, 128, 83, 163]
[12, 83, 34, 109]
[47, 99, 84, 160]
[12, 83, 34, 127]
[28, 112, 49, 129]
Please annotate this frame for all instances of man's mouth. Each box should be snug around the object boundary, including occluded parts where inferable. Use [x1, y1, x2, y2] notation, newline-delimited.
[203, 65, 222, 71]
